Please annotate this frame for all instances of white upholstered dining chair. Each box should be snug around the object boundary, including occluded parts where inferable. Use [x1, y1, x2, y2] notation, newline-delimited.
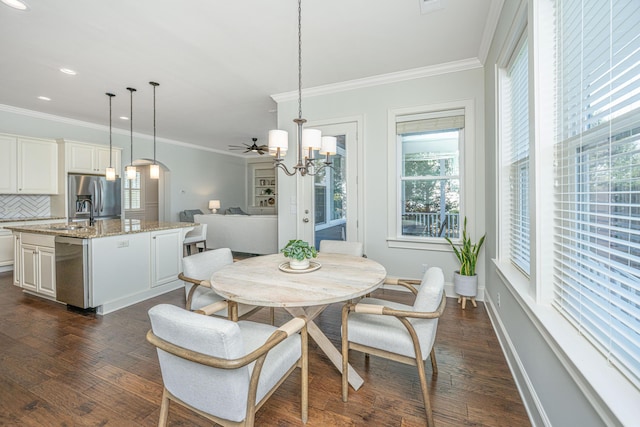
[183, 223, 207, 256]
[319, 239, 364, 257]
[147, 303, 308, 427]
[341, 267, 447, 427]
[179, 248, 266, 321]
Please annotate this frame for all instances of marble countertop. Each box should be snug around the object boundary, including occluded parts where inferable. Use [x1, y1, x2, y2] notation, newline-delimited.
[4, 219, 194, 239]
[0, 216, 66, 223]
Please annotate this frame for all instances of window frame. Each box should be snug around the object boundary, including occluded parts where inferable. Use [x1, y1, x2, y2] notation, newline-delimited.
[492, 1, 640, 422]
[387, 99, 476, 250]
[497, 25, 531, 279]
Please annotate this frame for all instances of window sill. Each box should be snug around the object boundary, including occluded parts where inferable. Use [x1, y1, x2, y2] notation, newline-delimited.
[492, 259, 638, 426]
[387, 237, 451, 251]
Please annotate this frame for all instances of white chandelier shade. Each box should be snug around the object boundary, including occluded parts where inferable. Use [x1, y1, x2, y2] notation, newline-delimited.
[267, 0, 333, 177]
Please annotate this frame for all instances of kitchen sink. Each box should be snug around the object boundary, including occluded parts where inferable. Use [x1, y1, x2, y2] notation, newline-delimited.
[49, 224, 87, 231]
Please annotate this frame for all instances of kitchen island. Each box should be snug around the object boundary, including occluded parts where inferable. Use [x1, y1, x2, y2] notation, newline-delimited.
[7, 219, 194, 314]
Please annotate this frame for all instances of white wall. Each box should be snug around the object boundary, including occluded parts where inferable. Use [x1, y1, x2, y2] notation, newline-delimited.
[274, 68, 485, 285]
[0, 106, 247, 221]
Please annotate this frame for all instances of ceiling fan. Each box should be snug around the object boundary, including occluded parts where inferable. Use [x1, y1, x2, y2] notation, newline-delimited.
[229, 138, 269, 155]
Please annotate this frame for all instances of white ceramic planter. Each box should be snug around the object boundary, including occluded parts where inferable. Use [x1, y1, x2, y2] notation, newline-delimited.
[453, 271, 478, 297]
[289, 258, 310, 270]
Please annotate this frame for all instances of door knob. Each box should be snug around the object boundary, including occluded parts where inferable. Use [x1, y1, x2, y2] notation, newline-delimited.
[303, 218, 310, 223]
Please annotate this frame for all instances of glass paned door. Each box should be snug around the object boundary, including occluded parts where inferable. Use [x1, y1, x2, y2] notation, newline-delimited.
[314, 136, 347, 248]
[300, 122, 359, 249]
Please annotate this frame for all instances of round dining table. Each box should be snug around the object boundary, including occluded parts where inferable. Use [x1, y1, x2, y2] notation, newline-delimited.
[211, 252, 387, 390]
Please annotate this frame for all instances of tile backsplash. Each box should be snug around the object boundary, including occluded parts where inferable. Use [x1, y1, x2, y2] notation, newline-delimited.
[0, 195, 51, 218]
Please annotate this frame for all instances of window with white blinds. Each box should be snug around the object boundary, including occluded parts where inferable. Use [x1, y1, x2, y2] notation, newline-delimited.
[553, 0, 640, 387]
[124, 171, 142, 210]
[397, 110, 463, 239]
[503, 36, 530, 275]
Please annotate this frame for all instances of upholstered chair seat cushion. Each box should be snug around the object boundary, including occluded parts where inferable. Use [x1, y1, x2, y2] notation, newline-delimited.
[148, 304, 301, 423]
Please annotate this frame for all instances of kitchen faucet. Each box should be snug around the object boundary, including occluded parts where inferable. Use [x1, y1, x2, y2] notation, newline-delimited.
[85, 199, 94, 226]
[77, 196, 95, 226]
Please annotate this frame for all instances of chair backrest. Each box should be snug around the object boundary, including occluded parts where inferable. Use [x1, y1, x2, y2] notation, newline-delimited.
[148, 304, 250, 421]
[412, 267, 445, 358]
[413, 267, 445, 312]
[182, 247, 232, 281]
[185, 223, 207, 240]
[319, 240, 364, 257]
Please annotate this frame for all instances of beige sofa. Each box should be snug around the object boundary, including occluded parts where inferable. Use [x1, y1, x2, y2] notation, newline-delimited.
[193, 214, 278, 255]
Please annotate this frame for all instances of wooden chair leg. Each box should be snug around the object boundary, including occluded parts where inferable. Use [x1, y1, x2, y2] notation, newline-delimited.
[429, 347, 438, 374]
[341, 304, 350, 402]
[416, 357, 435, 427]
[301, 325, 308, 424]
[158, 388, 170, 427]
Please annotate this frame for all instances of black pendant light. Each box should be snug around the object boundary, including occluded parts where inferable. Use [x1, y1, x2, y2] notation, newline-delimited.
[125, 87, 137, 180]
[149, 81, 160, 179]
[105, 92, 116, 181]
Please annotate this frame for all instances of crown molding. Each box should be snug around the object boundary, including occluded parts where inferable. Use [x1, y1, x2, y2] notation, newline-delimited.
[0, 103, 241, 157]
[478, 0, 505, 65]
[271, 57, 483, 103]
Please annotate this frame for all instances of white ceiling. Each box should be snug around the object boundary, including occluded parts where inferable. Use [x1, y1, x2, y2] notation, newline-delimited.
[0, 0, 499, 154]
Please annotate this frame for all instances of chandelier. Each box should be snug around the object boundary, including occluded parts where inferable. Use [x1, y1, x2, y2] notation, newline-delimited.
[268, 0, 337, 176]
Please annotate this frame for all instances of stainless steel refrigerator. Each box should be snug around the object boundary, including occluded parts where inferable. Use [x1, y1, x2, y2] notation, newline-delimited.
[68, 174, 121, 221]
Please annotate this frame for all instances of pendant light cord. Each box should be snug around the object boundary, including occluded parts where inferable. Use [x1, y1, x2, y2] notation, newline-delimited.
[297, 0, 302, 121]
[126, 87, 136, 167]
[106, 92, 115, 167]
[150, 81, 159, 165]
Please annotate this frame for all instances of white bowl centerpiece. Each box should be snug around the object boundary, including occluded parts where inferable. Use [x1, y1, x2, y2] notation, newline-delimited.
[281, 239, 318, 270]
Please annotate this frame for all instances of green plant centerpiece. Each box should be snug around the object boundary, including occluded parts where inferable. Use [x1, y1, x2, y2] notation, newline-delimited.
[445, 217, 485, 307]
[281, 239, 318, 270]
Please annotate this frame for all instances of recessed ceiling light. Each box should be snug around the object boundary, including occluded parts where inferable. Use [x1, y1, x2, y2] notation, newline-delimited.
[60, 68, 77, 75]
[120, 116, 129, 120]
[37, 96, 51, 101]
[1, 0, 29, 11]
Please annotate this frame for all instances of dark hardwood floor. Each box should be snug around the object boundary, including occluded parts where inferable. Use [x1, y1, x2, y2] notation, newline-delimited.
[0, 271, 530, 426]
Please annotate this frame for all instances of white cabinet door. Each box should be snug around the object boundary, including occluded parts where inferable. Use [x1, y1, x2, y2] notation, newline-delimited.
[38, 246, 56, 297]
[20, 243, 38, 291]
[0, 229, 13, 267]
[67, 143, 95, 174]
[96, 146, 121, 176]
[151, 229, 182, 288]
[0, 135, 17, 193]
[13, 233, 20, 286]
[67, 142, 122, 176]
[17, 138, 58, 194]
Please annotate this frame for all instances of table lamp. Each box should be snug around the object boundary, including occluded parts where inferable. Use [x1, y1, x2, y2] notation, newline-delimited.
[209, 200, 221, 214]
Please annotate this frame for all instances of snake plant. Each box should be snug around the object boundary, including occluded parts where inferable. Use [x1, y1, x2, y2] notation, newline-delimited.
[445, 217, 485, 276]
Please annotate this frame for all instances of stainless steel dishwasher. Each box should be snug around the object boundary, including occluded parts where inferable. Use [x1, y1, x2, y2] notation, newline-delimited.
[55, 236, 91, 309]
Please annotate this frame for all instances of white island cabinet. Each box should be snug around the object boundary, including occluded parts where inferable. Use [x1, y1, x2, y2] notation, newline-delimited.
[7, 220, 192, 315]
[151, 229, 183, 288]
[20, 233, 56, 298]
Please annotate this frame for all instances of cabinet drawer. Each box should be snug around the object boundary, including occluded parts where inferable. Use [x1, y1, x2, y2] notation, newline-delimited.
[21, 233, 55, 248]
